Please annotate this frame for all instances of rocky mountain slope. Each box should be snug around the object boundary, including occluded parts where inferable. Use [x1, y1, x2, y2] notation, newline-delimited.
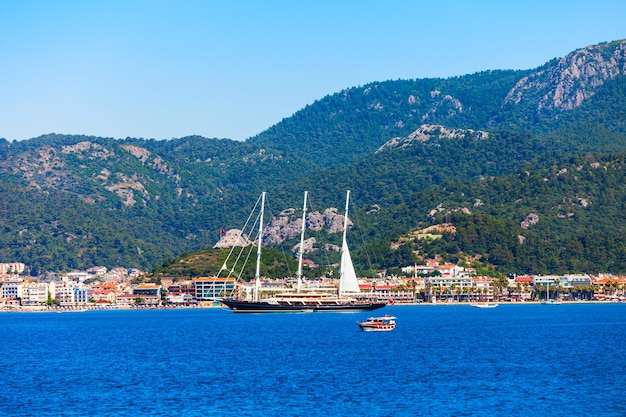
[504, 40, 626, 113]
[1, 39, 626, 274]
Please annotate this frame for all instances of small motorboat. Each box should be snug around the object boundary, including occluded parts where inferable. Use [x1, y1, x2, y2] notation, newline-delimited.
[471, 302, 499, 308]
[358, 314, 396, 332]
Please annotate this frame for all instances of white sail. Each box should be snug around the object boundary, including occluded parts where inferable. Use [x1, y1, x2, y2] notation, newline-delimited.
[339, 190, 361, 295]
[339, 237, 360, 295]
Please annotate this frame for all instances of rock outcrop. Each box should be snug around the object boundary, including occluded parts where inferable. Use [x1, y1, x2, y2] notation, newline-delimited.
[213, 229, 254, 249]
[377, 124, 489, 153]
[504, 39, 626, 113]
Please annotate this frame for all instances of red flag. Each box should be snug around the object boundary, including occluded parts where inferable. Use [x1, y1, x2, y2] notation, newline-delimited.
[220, 228, 227, 235]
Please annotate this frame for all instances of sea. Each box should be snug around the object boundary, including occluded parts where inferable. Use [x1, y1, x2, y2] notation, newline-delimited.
[1, 303, 625, 417]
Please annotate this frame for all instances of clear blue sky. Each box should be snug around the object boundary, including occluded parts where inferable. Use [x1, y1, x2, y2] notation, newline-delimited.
[1, 0, 624, 142]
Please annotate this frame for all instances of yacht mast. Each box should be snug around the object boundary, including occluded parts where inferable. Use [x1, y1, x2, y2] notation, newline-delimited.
[296, 191, 308, 293]
[339, 189, 351, 295]
[254, 192, 266, 302]
[342, 190, 351, 247]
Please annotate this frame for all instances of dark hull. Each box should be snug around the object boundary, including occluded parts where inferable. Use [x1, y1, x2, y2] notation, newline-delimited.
[220, 298, 387, 313]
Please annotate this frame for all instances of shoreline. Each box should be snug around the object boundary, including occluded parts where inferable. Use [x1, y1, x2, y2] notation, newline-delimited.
[1, 299, 623, 313]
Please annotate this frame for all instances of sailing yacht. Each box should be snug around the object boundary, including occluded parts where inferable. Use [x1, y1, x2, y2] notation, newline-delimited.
[220, 191, 387, 313]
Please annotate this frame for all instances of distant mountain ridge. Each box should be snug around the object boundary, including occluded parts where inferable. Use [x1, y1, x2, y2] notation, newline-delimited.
[504, 40, 626, 113]
[2, 39, 626, 274]
[251, 39, 626, 164]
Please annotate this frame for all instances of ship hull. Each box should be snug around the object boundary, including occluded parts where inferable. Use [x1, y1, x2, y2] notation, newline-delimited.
[220, 298, 386, 313]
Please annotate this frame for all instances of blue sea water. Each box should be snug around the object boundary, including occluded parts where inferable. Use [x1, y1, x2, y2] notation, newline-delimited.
[1, 304, 625, 417]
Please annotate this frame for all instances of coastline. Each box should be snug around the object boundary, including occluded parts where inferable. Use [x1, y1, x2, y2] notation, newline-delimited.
[1, 299, 623, 313]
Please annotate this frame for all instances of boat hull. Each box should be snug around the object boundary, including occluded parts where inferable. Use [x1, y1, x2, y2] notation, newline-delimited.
[471, 303, 498, 308]
[220, 298, 386, 313]
[359, 323, 395, 332]
[358, 315, 397, 331]
[541, 300, 561, 305]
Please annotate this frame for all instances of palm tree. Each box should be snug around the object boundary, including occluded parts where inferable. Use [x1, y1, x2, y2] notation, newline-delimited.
[450, 284, 458, 302]
[515, 283, 522, 301]
[522, 283, 529, 301]
[479, 287, 486, 302]
[462, 286, 471, 303]
[425, 281, 434, 303]
[535, 283, 544, 301]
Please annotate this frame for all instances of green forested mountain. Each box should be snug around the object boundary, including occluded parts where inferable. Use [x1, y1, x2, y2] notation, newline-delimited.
[248, 69, 529, 167]
[1, 39, 626, 275]
[370, 152, 626, 276]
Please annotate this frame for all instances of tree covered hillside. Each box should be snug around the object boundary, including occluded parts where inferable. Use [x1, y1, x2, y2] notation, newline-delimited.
[358, 152, 626, 275]
[1, 40, 626, 274]
[249, 70, 529, 167]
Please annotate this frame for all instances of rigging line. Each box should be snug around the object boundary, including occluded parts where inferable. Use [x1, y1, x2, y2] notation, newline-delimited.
[231, 213, 261, 278]
[351, 190, 376, 279]
[234, 240, 255, 289]
[232, 209, 262, 283]
[218, 192, 263, 278]
[262, 196, 297, 280]
[306, 192, 335, 281]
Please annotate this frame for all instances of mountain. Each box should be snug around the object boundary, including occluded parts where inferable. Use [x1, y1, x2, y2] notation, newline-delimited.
[370, 152, 626, 275]
[1, 39, 626, 275]
[249, 39, 626, 166]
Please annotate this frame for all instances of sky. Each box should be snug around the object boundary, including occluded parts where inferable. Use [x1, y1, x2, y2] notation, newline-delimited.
[0, 0, 625, 142]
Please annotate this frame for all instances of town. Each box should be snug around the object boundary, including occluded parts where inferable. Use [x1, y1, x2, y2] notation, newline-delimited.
[1, 259, 625, 311]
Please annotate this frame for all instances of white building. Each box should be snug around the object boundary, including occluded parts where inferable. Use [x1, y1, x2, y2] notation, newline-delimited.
[21, 282, 49, 306]
[0, 262, 26, 275]
[72, 287, 90, 305]
[1, 280, 23, 300]
[66, 272, 89, 283]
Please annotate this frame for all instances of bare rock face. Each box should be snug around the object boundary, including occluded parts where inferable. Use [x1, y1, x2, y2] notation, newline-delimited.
[521, 213, 539, 230]
[292, 237, 317, 254]
[217, 205, 352, 250]
[504, 40, 626, 112]
[320, 208, 351, 234]
[262, 207, 352, 246]
[213, 229, 254, 248]
[376, 124, 489, 153]
[263, 216, 304, 245]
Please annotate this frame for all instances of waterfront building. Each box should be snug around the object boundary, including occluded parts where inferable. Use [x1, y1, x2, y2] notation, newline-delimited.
[193, 277, 236, 301]
[166, 293, 194, 304]
[371, 282, 416, 303]
[133, 283, 162, 298]
[72, 287, 90, 305]
[49, 278, 76, 306]
[472, 276, 495, 301]
[90, 289, 116, 304]
[512, 276, 534, 301]
[21, 282, 49, 306]
[116, 293, 160, 306]
[533, 275, 564, 287]
[167, 281, 195, 297]
[1, 280, 23, 300]
[427, 274, 473, 292]
[561, 274, 593, 288]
